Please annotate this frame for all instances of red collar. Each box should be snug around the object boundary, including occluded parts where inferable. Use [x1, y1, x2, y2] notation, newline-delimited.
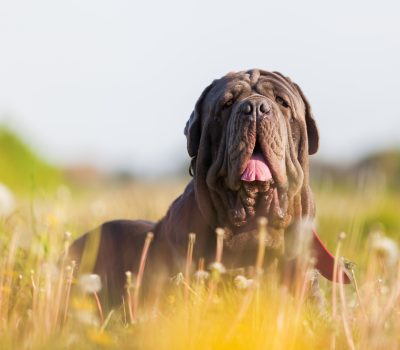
[312, 230, 351, 284]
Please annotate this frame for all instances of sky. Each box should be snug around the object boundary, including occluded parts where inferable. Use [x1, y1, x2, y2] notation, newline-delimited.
[0, 0, 399, 175]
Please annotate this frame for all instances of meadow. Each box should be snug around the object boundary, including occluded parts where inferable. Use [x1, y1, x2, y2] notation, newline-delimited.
[0, 178, 400, 349]
[0, 176, 399, 350]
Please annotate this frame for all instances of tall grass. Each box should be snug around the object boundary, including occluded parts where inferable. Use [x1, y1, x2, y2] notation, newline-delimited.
[0, 180, 399, 349]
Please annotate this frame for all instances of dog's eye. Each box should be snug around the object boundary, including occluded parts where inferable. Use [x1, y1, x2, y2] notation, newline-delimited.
[276, 96, 289, 108]
[223, 99, 233, 109]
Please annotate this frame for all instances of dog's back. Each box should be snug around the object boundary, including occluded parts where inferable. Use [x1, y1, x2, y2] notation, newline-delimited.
[69, 219, 155, 308]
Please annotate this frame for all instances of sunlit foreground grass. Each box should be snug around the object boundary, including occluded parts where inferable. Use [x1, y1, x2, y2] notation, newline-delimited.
[0, 181, 399, 349]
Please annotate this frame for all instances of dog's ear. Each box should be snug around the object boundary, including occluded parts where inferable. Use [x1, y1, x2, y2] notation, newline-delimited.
[272, 72, 319, 155]
[184, 82, 214, 157]
[293, 83, 319, 155]
[273, 71, 319, 155]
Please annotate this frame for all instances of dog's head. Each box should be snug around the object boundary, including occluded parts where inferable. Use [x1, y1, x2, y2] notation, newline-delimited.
[185, 69, 319, 255]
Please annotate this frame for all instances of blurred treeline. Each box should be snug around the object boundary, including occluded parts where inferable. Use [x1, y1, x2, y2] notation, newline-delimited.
[310, 151, 400, 192]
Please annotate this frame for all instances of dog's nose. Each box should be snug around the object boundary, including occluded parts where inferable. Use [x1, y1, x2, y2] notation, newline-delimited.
[242, 99, 271, 120]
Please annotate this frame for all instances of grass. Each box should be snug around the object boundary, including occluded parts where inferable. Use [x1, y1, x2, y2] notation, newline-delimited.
[0, 126, 62, 195]
[0, 179, 399, 349]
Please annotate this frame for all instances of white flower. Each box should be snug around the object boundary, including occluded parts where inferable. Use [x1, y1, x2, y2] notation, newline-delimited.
[194, 270, 210, 282]
[234, 275, 254, 290]
[371, 234, 399, 267]
[208, 262, 226, 274]
[78, 274, 102, 294]
[0, 183, 15, 217]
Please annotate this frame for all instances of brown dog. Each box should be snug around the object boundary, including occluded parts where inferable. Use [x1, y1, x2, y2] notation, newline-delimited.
[70, 69, 349, 307]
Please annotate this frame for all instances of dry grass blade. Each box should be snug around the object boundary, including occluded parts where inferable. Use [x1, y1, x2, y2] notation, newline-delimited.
[185, 233, 196, 303]
[338, 265, 355, 350]
[131, 232, 154, 323]
[93, 291, 104, 324]
[255, 217, 267, 274]
[331, 232, 345, 350]
[62, 261, 76, 325]
[215, 228, 225, 263]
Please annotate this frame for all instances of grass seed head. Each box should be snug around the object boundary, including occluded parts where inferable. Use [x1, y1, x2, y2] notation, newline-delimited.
[78, 274, 102, 294]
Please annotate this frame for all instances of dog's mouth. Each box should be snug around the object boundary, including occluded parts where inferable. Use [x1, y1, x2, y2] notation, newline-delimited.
[240, 141, 272, 183]
[231, 140, 289, 231]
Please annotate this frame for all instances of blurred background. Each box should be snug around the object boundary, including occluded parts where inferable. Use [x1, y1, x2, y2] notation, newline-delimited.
[0, 3, 400, 347]
[0, 0, 399, 198]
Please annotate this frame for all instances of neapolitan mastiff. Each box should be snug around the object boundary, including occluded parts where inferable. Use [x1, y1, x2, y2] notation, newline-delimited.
[70, 69, 350, 306]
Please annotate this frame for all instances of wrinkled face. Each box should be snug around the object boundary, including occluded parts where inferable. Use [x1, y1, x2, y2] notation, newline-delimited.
[185, 69, 319, 248]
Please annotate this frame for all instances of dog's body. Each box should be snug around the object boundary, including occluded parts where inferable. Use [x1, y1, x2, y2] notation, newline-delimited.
[70, 69, 348, 307]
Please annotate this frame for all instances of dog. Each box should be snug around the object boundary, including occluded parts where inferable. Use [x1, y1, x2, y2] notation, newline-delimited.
[69, 69, 350, 307]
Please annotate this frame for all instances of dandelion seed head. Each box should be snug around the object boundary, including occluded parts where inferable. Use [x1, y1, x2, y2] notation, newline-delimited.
[194, 269, 210, 282]
[371, 234, 399, 267]
[234, 275, 254, 290]
[78, 274, 102, 294]
[338, 232, 347, 241]
[208, 262, 226, 274]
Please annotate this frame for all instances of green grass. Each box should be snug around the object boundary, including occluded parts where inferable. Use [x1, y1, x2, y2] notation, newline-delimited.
[0, 126, 62, 195]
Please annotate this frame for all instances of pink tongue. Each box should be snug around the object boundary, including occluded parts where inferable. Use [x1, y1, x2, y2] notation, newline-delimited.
[241, 153, 272, 182]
